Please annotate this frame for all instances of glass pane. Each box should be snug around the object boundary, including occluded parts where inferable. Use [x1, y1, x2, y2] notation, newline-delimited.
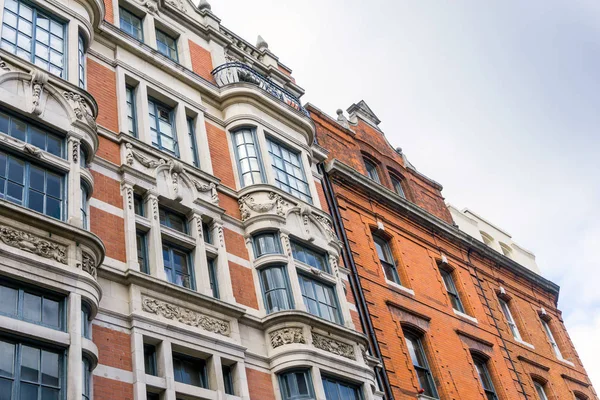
[45, 197, 61, 219]
[41, 351, 59, 386]
[28, 189, 44, 213]
[0, 341, 14, 377]
[23, 292, 42, 323]
[19, 382, 38, 400]
[41, 387, 59, 400]
[0, 285, 17, 316]
[8, 157, 24, 182]
[46, 173, 61, 198]
[29, 166, 44, 191]
[6, 181, 22, 203]
[29, 127, 45, 149]
[42, 298, 59, 328]
[21, 345, 40, 382]
[0, 379, 12, 400]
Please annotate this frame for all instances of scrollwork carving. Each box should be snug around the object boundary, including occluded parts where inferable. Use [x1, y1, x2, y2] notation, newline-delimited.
[70, 139, 79, 163]
[125, 143, 166, 169]
[194, 180, 219, 204]
[238, 192, 287, 221]
[0, 56, 10, 71]
[142, 297, 230, 336]
[31, 70, 48, 115]
[24, 144, 42, 158]
[63, 91, 97, 130]
[270, 328, 305, 348]
[81, 251, 97, 278]
[312, 333, 355, 360]
[313, 214, 342, 246]
[0, 225, 67, 264]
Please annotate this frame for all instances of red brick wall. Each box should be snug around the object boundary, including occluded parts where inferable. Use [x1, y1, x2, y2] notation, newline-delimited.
[90, 206, 126, 262]
[102, 0, 114, 23]
[219, 192, 241, 220]
[93, 325, 132, 371]
[229, 262, 258, 310]
[246, 368, 276, 400]
[91, 171, 123, 209]
[87, 59, 119, 133]
[94, 376, 133, 400]
[205, 122, 236, 189]
[95, 136, 120, 165]
[314, 179, 327, 208]
[188, 40, 214, 82]
[224, 228, 248, 260]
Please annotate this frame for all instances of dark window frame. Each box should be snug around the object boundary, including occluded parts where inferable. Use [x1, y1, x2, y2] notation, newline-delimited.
[0, 110, 65, 157]
[472, 353, 498, 400]
[148, 97, 179, 156]
[159, 207, 188, 234]
[404, 329, 438, 399]
[172, 352, 208, 389]
[321, 375, 362, 400]
[259, 265, 293, 314]
[144, 344, 157, 376]
[439, 267, 466, 314]
[222, 364, 235, 395]
[298, 273, 342, 324]
[81, 301, 91, 339]
[208, 258, 219, 299]
[363, 157, 380, 183]
[155, 28, 178, 61]
[290, 239, 329, 273]
[186, 116, 199, 168]
[136, 230, 149, 274]
[78, 33, 85, 89]
[266, 136, 312, 203]
[125, 85, 138, 137]
[162, 242, 194, 290]
[252, 231, 282, 258]
[119, 6, 143, 40]
[279, 369, 315, 400]
[231, 127, 264, 188]
[372, 234, 401, 284]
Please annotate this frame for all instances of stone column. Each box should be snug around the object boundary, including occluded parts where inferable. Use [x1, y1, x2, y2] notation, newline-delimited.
[189, 211, 211, 295]
[158, 341, 176, 400]
[194, 112, 213, 175]
[131, 329, 147, 400]
[122, 181, 139, 272]
[280, 231, 305, 311]
[67, 136, 83, 228]
[67, 293, 83, 399]
[234, 361, 250, 400]
[136, 82, 151, 144]
[212, 220, 235, 303]
[209, 354, 224, 397]
[144, 191, 166, 280]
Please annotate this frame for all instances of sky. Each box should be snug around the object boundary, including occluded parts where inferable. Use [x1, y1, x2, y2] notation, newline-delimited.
[210, 0, 600, 389]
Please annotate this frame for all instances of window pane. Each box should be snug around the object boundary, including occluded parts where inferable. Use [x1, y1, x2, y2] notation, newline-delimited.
[23, 292, 41, 323]
[20, 345, 40, 382]
[0, 379, 12, 400]
[0, 341, 14, 378]
[19, 382, 38, 400]
[0, 285, 17, 316]
[42, 298, 59, 328]
[41, 350, 59, 386]
[267, 138, 312, 203]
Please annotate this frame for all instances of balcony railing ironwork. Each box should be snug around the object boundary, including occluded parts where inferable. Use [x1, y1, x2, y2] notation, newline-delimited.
[212, 62, 309, 117]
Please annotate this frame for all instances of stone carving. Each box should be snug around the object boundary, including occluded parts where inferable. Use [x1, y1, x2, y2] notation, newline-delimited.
[0, 225, 67, 264]
[165, 0, 186, 12]
[24, 144, 42, 158]
[195, 216, 204, 240]
[313, 214, 342, 246]
[256, 35, 269, 50]
[270, 328, 305, 348]
[151, 196, 159, 220]
[217, 224, 224, 247]
[142, 297, 230, 336]
[281, 233, 292, 257]
[70, 139, 79, 163]
[126, 143, 166, 168]
[238, 192, 287, 221]
[168, 160, 185, 201]
[221, 28, 264, 62]
[0, 56, 10, 71]
[123, 185, 134, 210]
[359, 344, 368, 363]
[336, 109, 350, 129]
[300, 206, 315, 241]
[81, 251, 97, 278]
[194, 180, 219, 204]
[31, 70, 48, 115]
[312, 333, 355, 360]
[63, 91, 97, 130]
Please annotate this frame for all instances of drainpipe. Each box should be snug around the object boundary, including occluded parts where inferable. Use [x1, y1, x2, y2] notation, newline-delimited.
[468, 249, 529, 400]
[319, 163, 395, 400]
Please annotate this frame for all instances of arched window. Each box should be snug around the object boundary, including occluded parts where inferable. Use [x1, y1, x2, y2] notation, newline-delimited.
[540, 318, 563, 359]
[480, 231, 494, 246]
[499, 242, 513, 258]
[403, 328, 438, 399]
[390, 174, 406, 198]
[438, 264, 465, 313]
[472, 353, 498, 400]
[574, 391, 589, 400]
[372, 233, 401, 284]
[534, 380, 549, 400]
[363, 157, 380, 183]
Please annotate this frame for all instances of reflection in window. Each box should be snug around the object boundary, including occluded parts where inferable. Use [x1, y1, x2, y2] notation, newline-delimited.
[404, 330, 438, 399]
[499, 298, 521, 340]
[260, 266, 292, 313]
[156, 29, 178, 61]
[472, 354, 498, 400]
[0, 280, 63, 330]
[119, 7, 143, 40]
[159, 208, 187, 234]
[267, 138, 312, 203]
[82, 358, 91, 400]
[81, 182, 89, 230]
[163, 243, 193, 289]
[136, 231, 149, 274]
[126, 85, 138, 137]
[363, 158, 380, 183]
[373, 234, 401, 284]
[279, 370, 314, 400]
[390, 175, 405, 198]
[440, 268, 465, 313]
[173, 353, 208, 388]
[541, 319, 563, 359]
[0, 151, 64, 219]
[149, 98, 178, 155]
[222, 364, 234, 395]
[187, 117, 199, 167]
[253, 232, 282, 258]
[322, 376, 362, 400]
[291, 240, 329, 272]
[78, 34, 85, 88]
[1, 0, 66, 77]
[534, 381, 549, 400]
[232, 128, 263, 187]
[299, 275, 341, 324]
[208, 258, 219, 299]
[0, 112, 63, 157]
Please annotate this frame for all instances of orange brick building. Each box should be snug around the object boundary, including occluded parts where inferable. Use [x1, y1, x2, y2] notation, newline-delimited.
[310, 101, 597, 400]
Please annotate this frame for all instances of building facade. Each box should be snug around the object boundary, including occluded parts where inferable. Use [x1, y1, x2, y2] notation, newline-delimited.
[311, 102, 597, 400]
[0, 0, 594, 399]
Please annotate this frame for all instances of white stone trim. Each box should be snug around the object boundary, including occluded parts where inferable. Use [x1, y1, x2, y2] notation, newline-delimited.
[89, 198, 125, 218]
[93, 364, 135, 384]
[453, 309, 478, 324]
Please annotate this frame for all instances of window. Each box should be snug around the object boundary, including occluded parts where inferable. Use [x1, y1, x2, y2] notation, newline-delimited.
[147, 393, 159, 400]
[472, 354, 498, 400]
[253, 232, 282, 258]
[440, 268, 465, 313]
[80, 146, 88, 168]
[541, 319, 563, 359]
[173, 353, 208, 388]
[0, 280, 63, 330]
[373, 234, 400, 284]
[499, 298, 521, 340]
[81, 302, 91, 339]
[134, 194, 144, 216]
[534, 381, 549, 400]
[390, 175, 405, 198]
[259, 266, 292, 313]
[0, 112, 63, 157]
[119, 7, 142, 40]
[136, 231, 149, 274]
[81, 182, 89, 230]
[299, 275, 341, 324]
[202, 221, 211, 244]
[187, 117, 199, 167]
[0, 151, 64, 219]
[363, 158, 380, 183]
[1, 0, 66, 77]
[404, 330, 438, 399]
[159, 208, 187, 234]
[208, 259, 219, 299]
[291, 240, 329, 272]
[279, 370, 314, 400]
[0, 339, 63, 399]
[322, 376, 362, 400]
[78, 34, 85, 88]
[126, 85, 138, 137]
[156, 29, 177, 61]
[163, 244, 193, 289]
[574, 392, 589, 400]
[222, 365, 234, 395]
[149, 98, 178, 155]
[267, 138, 312, 203]
[82, 358, 91, 400]
[232, 128, 263, 187]
[144, 344, 157, 376]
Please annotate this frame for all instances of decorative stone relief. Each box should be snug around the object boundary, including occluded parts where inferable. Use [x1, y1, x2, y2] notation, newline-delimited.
[141, 297, 230, 336]
[281, 233, 292, 257]
[126, 143, 166, 168]
[63, 91, 97, 130]
[31, 70, 48, 115]
[81, 251, 97, 278]
[312, 332, 355, 360]
[0, 56, 10, 71]
[23, 144, 42, 158]
[313, 214, 343, 247]
[123, 185, 134, 210]
[270, 328, 305, 348]
[0, 225, 67, 264]
[193, 180, 219, 204]
[216, 224, 224, 247]
[151, 196, 159, 220]
[70, 139, 79, 163]
[238, 191, 288, 221]
[165, 0, 186, 12]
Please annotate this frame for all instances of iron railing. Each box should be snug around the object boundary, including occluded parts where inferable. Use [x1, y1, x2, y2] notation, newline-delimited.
[211, 62, 309, 117]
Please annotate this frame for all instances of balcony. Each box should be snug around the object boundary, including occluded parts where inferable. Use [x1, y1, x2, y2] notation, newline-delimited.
[212, 62, 309, 117]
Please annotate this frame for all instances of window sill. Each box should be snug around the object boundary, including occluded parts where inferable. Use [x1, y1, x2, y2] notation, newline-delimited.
[558, 357, 575, 367]
[514, 337, 535, 349]
[386, 280, 415, 296]
[453, 309, 478, 324]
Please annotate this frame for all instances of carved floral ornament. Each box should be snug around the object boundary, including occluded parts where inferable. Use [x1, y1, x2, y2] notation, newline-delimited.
[270, 327, 305, 348]
[268, 327, 356, 361]
[142, 297, 230, 336]
[125, 143, 219, 204]
[0, 225, 67, 264]
[312, 332, 356, 360]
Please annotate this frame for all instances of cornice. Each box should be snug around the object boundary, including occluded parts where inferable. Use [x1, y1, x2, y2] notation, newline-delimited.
[325, 159, 561, 298]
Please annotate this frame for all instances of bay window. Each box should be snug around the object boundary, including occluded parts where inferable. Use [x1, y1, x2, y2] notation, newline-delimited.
[322, 376, 362, 400]
[267, 138, 312, 203]
[259, 265, 292, 313]
[298, 275, 341, 324]
[0, 279, 63, 330]
[0, 112, 63, 158]
[232, 128, 263, 187]
[253, 232, 282, 258]
[78, 34, 85, 88]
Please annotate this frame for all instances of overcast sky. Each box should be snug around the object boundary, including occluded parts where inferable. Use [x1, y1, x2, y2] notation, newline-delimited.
[211, 0, 600, 388]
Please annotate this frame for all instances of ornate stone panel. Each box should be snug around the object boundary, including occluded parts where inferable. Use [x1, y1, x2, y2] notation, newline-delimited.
[0, 225, 67, 264]
[312, 332, 355, 360]
[141, 297, 230, 336]
[269, 327, 305, 348]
